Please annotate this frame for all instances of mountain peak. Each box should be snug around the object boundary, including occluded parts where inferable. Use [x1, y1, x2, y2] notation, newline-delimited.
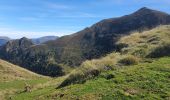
[133, 7, 169, 17]
[134, 7, 154, 14]
[20, 37, 29, 40]
[139, 7, 150, 11]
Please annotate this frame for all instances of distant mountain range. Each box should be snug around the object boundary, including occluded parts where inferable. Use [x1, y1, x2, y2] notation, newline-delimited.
[0, 36, 59, 46]
[0, 36, 10, 46]
[0, 7, 170, 76]
[32, 36, 59, 44]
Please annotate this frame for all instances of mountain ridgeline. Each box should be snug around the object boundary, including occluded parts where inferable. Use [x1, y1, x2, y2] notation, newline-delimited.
[0, 7, 170, 76]
[0, 36, 10, 46]
[32, 36, 59, 44]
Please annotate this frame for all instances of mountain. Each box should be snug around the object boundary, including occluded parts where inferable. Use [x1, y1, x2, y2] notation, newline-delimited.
[0, 36, 58, 46]
[32, 36, 59, 44]
[0, 36, 10, 46]
[44, 7, 170, 65]
[3, 25, 170, 100]
[0, 37, 65, 76]
[0, 7, 170, 76]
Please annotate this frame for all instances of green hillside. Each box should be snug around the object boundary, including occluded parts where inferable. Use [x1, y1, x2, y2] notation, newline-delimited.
[10, 57, 170, 100]
[2, 25, 170, 100]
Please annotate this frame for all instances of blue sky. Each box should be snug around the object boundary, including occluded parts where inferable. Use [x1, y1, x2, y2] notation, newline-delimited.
[0, 0, 170, 39]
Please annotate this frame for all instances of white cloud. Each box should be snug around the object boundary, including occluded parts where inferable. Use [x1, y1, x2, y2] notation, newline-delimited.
[0, 26, 75, 39]
[0, 31, 74, 39]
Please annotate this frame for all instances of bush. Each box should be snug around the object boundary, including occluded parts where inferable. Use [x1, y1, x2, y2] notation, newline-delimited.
[119, 55, 139, 65]
[57, 68, 100, 89]
[57, 53, 120, 88]
[132, 48, 147, 57]
[24, 83, 32, 92]
[105, 73, 115, 80]
[148, 43, 170, 58]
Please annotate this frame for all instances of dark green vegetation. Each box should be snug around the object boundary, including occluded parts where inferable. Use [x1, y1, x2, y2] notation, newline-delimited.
[0, 37, 66, 76]
[0, 7, 170, 76]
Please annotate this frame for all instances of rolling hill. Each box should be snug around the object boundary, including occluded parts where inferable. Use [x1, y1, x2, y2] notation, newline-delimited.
[0, 59, 42, 82]
[0, 59, 50, 100]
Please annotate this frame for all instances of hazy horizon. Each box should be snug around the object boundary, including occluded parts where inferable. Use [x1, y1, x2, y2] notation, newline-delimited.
[0, 0, 170, 39]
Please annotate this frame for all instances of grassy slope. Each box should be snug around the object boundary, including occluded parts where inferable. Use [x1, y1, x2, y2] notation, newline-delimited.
[12, 57, 170, 100]
[0, 59, 50, 100]
[118, 25, 170, 57]
[0, 59, 42, 82]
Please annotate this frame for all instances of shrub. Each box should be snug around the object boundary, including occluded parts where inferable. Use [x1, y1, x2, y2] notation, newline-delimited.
[119, 55, 139, 65]
[148, 43, 170, 58]
[24, 83, 32, 92]
[105, 73, 115, 80]
[132, 48, 147, 57]
[57, 67, 100, 89]
[57, 53, 120, 88]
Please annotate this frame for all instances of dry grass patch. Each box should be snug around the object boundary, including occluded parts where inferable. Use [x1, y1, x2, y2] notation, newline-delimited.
[0, 59, 46, 82]
[119, 55, 139, 65]
[117, 25, 170, 57]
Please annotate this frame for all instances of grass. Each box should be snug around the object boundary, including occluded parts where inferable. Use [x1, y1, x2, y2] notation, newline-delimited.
[0, 59, 45, 82]
[0, 59, 51, 100]
[7, 57, 170, 100]
[8, 77, 66, 100]
[40, 57, 170, 100]
[117, 25, 170, 57]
